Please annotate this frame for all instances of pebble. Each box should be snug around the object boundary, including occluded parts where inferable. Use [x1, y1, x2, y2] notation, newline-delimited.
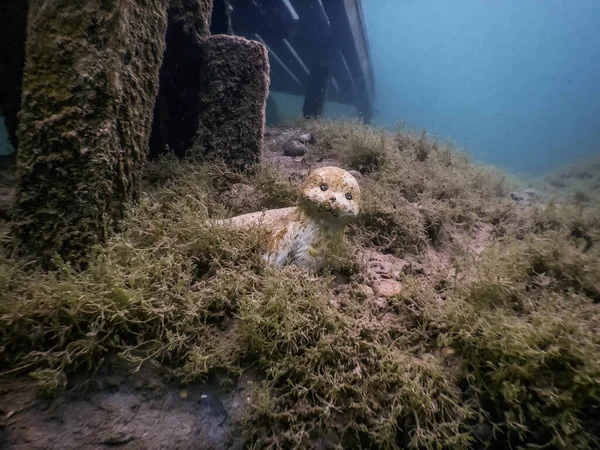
[283, 140, 307, 157]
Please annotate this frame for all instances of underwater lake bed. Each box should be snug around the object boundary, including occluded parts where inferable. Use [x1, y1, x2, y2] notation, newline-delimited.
[1, 119, 598, 449]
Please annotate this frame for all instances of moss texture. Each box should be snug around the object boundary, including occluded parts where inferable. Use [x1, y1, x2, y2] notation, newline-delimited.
[1, 120, 598, 449]
[148, 0, 213, 158]
[10, 0, 169, 268]
[192, 35, 270, 171]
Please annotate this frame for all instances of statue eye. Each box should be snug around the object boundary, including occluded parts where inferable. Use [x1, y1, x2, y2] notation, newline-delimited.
[345, 193, 353, 200]
[320, 184, 328, 191]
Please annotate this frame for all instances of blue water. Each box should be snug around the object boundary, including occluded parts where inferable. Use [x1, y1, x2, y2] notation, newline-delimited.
[362, 0, 600, 175]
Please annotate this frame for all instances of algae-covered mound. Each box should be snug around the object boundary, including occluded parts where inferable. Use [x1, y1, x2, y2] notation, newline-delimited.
[1, 119, 599, 449]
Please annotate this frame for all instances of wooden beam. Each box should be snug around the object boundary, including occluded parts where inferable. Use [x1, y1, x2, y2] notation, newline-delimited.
[302, 42, 334, 119]
[254, 33, 302, 87]
[342, 0, 374, 103]
[228, 0, 371, 108]
[287, 0, 335, 118]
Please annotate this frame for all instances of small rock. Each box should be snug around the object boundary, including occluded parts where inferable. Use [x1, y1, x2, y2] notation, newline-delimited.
[298, 132, 315, 144]
[329, 297, 341, 309]
[372, 279, 402, 297]
[283, 140, 307, 157]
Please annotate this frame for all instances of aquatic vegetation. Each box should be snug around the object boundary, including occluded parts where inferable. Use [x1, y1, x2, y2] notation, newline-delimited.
[299, 119, 513, 255]
[1, 119, 599, 449]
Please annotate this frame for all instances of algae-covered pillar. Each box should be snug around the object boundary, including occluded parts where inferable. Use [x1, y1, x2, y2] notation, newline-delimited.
[192, 35, 270, 171]
[11, 0, 169, 268]
[150, 0, 263, 168]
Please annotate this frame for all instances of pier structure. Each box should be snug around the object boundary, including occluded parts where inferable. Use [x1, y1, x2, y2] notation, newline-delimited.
[229, 0, 375, 123]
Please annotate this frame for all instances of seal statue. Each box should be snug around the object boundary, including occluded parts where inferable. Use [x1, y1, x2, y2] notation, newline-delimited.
[211, 166, 361, 271]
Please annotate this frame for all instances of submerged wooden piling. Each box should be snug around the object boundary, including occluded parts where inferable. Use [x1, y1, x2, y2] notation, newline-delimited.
[302, 33, 335, 120]
[11, 0, 169, 268]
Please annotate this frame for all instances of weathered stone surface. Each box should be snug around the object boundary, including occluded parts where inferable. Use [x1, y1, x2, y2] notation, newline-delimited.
[192, 35, 270, 171]
[149, 0, 213, 159]
[0, 0, 29, 152]
[11, 0, 169, 268]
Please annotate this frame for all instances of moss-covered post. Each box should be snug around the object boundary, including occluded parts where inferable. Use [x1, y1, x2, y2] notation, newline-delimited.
[10, 0, 169, 268]
[193, 35, 270, 171]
